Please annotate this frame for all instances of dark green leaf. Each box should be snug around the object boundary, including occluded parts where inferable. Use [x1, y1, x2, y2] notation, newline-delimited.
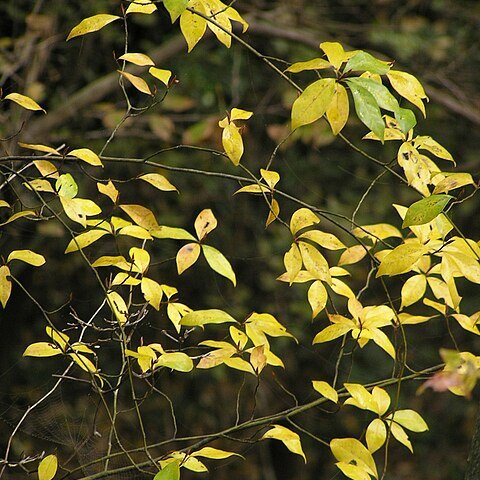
[402, 195, 454, 228]
[344, 51, 392, 75]
[347, 81, 385, 140]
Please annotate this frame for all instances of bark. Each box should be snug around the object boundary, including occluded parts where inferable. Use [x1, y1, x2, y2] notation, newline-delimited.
[465, 402, 480, 480]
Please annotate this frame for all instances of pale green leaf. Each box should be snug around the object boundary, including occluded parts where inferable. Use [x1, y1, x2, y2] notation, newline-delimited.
[344, 50, 392, 74]
[261, 425, 306, 462]
[67, 14, 120, 41]
[180, 309, 237, 327]
[38, 454, 58, 480]
[56, 173, 78, 198]
[291, 78, 336, 130]
[163, 0, 188, 22]
[347, 77, 399, 112]
[202, 244, 236, 286]
[7, 250, 45, 266]
[402, 195, 453, 228]
[153, 460, 180, 480]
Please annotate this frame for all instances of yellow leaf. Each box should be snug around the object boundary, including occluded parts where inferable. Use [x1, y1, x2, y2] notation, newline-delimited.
[245, 312, 295, 344]
[250, 344, 267, 374]
[400, 274, 427, 309]
[149, 67, 172, 86]
[330, 438, 377, 478]
[46, 326, 69, 350]
[0, 210, 36, 226]
[69, 352, 97, 373]
[284, 243, 302, 285]
[389, 409, 428, 432]
[129, 247, 150, 274]
[229, 326, 248, 350]
[19, 142, 60, 155]
[67, 14, 120, 41]
[352, 223, 402, 243]
[312, 380, 338, 403]
[192, 447, 241, 460]
[389, 422, 412, 452]
[376, 243, 428, 277]
[7, 250, 45, 266]
[290, 208, 320, 235]
[299, 242, 331, 283]
[112, 273, 140, 287]
[120, 204, 159, 229]
[92, 255, 130, 270]
[23, 342, 61, 357]
[118, 225, 153, 240]
[338, 245, 368, 266]
[202, 244, 236, 286]
[234, 184, 270, 194]
[330, 278, 355, 299]
[38, 454, 58, 480]
[119, 52, 155, 66]
[107, 290, 128, 325]
[261, 425, 306, 462]
[24, 179, 55, 193]
[151, 225, 196, 241]
[69, 148, 103, 167]
[65, 229, 109, 253]
[285, 58, 331, 73]
[312, 323, 351, 344]
[60, 197, 101, 227]
[176, 242, 201, 274]
[326, 83, 349, 135]
[366, 419, 386, 453]
[308, 280, 328, 319]
[291, 78, 336, 130]
[118, 70, 152, 95]
[344, 383, 378, 412]
[179, 3, 207, 52]
[155, 352, 193, 372]
[371, 386, 391, 415]
[194, 208, 217, 240]
[299, 230, 346, 250]
[0, 266, 12, 308]
[223, 356, 255, 374]
[139, 173, 178, 192]
[180, 309, 236, 327]
[335, 462, 372, 480]
[0, 200, 10, 208]
[222, 122, 244, 165]
[97, 181, 119, 203]
[387, 70, 428, 117]
[414, 136, 454, 162]
[432, 173, 474, 194]
[265, 198, 280, 226]
[320, 42, 346, 70]
[126, 0, 157, 14]
[4, 92, 45, 113]
[260, 169, 280, 189]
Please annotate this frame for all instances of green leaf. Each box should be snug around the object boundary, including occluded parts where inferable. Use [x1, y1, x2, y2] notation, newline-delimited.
[261, 425, 306, 462]
[347, 80, 384, 140]
[291, 78, 336, 130]
[67, 14, 120, 41]
[164, 0, 188, 22]
[38, 454, 58, 480]
[402, 195, 453, 228]
[394, 107, 417, 134]
[376, 243, 428, 277]
[180, 309, 237, 327]
[346, 77, 399, 112]
[153, 460, 180, 480]
[56, 174, 78, 198]
[202, 244, 236, 286]
[344, 51, 392, 74]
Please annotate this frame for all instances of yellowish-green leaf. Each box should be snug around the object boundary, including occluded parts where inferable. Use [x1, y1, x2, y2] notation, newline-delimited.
[7, 250, 45, 266]
[65, 229, 109, 253]
[402, 195, 453, 228]
[38, 454, 57, 480]
[118, 70, 152, 95]
[69, 148, 103, 167]
[18, 142, 59, 155]
[202, 245, 236, 286]
[67, 14, 120, 41]
[261, 425, 306, 462]
[234, 184, 270, 195]
[112, 272, 140, 287]
[23, 342, 61, 357]
[4, 92, 45, 113]
[366, 419, 386, 453]
[330, 438, 377, 478]
[308, 280, 328, 319]
[97, 181, 119, 203]
[0, 266, 12, 308]
[195, 208, 217, 240]
[56, 173, 78, 198]
[155, 352, 193, 372]
[299, 230, 346, 250]
[118, 225, 153, 240]
[23, 179, 55, 193]
[345, 50, 392, 75]
[223, 356, 255, 374]
[177, 242, 201, 274]
[126, 0, 157, 15]
[181, 309, 236, 327]
[389, 422, 412, 452]
[153, 460, 180, 480]
[312, 380, 338, 403]
[229, 326, 248, 350]
[151, 225, 196, 241]
[376, 243, 428, 277]
[139, 173, 177, 192]
[387, 70, 428, 117]
[92, 255, 130, 270]
[119, 52, 155, 66]
[290, 208, 320, 235]
[1, 210, 36, 226]
[286, 58, 331, 73]
[352, 223, 402, 243]
[299, 241, 331, 283]
[163, 0, 188, 22]
[120, 204, 159, 229]
[0, 200, 10, 208]
[326, 83, 349, 135]
[312, 323, 351, 344]
[320, 42, 346, 70]
[46, 326, 69, 350]
[149, 67, 172, 87]
[291, 78, 336, 130]
[389, 409, 428, 432]
[335, 462, 372, 480]
[107, 290, 128, 325]
[344, 383, 378, 412]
